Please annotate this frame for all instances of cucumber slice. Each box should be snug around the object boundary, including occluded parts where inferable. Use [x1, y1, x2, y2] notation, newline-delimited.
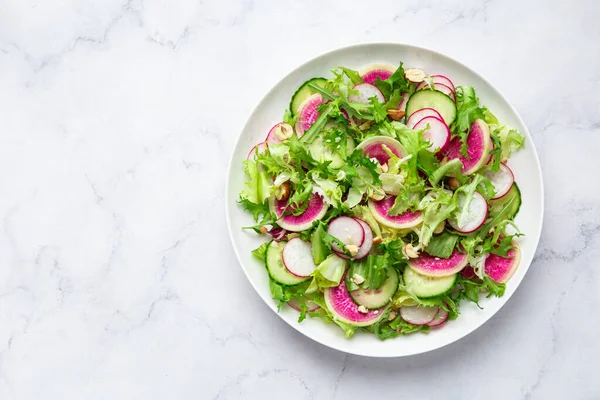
[349, 268, 399, 309]
[490, 183, 522, 220]
[308, 134, 355, 169]
[403, 265, 456, 299]
[290, 78, 327, 116]
[265, 241, 309, 285]
[406, 90, 457, 126]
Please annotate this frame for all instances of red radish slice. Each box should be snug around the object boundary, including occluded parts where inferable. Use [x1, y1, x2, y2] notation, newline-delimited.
[337, 218, 373, 260]
[484, 164, 515, 200]
[408, 249, 468, 277]
[359, 63, 396, 84]
[416, 83, 456, 101]
[246, 142, 267, 160]
[270, 192, 328, 232]
[265, 123, 284, 144]
[348, 83, 386, 104]
[432, 74, 455, 91]
[406, 108, 444, 129]
[295, 94, 323, 137]
[368, 196, 423, 229]
[356, 136, 407, 166]
[413, 116, 451, 153]
[287, 297, 320, 312]
[400, 305, 439, 325]
[448, 192, 488, 233]
[427, 307, 449, 327]
[397, 92, 409, 112]
[327, 216, 365, 254]
[282, 238, 318, 277]
[441, 119, 492, 175]
[460, 265, 479, 280]
[485, 244, 521, 283]
[324, 277, 386, 327]
[269, 227, 287, 241]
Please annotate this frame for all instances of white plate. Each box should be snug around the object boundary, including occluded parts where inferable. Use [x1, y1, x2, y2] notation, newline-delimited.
[226, 43, 544, 357]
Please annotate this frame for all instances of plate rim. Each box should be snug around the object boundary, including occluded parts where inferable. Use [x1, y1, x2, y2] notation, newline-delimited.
[225, 42, 545, 358]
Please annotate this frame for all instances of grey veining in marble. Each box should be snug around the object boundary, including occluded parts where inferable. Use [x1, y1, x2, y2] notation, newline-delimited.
[0, 0, 599, 399]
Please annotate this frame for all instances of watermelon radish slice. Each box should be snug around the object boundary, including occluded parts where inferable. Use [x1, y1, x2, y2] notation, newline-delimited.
[368, 196, 423, 229]
[441, 119, 492, 175]
[408, 249, 468, 277]
[265, 123, 284, 144]
[269, 227, 287, 241]
[406, 108, 443, 129]
[247, 142, 267, 160]
[356, 136, 407, 166]
[427, 307, 449, 327]
[460, 265, 479, 280]
[359, 63, 395, 84]
[485, 244, 521, 283]
[324, 277, 386, 327]
[353, 219, 373, 260]
[287, 297, 320, 312]
[484, 163, 515, 200]
[397, 92, 409, 112]
[400, 305, 439, 325]
[448, 192, 488, 233]
[327, 216, 365, 255]
[295, 94, 323, 137]
[270, 192, 328, 232]
[432, 75, 455, 91]
[413, 116, 451, 153]
[416, 84, 456, 101]
[282, 238, 318, 277]
[348, 83, 386, 104]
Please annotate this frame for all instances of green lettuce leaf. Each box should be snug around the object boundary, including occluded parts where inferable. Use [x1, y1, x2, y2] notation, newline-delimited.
[425, 231, 459, 259]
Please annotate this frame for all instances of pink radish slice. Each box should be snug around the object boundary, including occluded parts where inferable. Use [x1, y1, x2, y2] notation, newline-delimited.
[246, 142, 267, 160]
[397, 92, 409, 112]
[282, 238, 318, 277]
[271, 192, 328, 232]
[400, 305, 439, 325]
[368, 196, 423, 229]
[448, 192, 488, 233]
[484, 164, 515, 200]
[337, 218, 373, 260]
[441, 119, 492, 175]
[406, 108, 444, 129]
[427, 308, 449, 327]
[460, 266, 480, 280]
[265, 123, 284, 144]
[413, 116, 451, 153]
[324, 277, 386, 327]
[269, 227, 287, 241]
[408, 249, 468, 278]
[356, 136, 407, 166]
[327, 216, 365, 254]
[485, 244, 521, 283]
[295, 94, 323, 137]
[287, 297, 320, 312]
[348, 83, 386, 104]
[432, 75, 455, 91]
[416, 83, 455, 101]
[359, 63, 396, 84]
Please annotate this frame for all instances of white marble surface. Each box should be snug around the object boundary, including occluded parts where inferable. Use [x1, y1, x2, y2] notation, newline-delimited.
[0, 0, 598, 398]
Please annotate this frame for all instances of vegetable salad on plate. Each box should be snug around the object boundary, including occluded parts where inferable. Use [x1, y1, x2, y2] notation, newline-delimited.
[239, 61, 525, 340]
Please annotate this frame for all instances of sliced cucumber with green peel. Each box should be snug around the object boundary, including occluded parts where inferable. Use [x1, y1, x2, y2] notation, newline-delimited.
[265, 241, 309, 285]
[490, 183, 522, 220]
[403, 265, 456, 299]
[290, 78, 327, 116]
[349, 267, 399, 309]
[406, 90, 457, 126]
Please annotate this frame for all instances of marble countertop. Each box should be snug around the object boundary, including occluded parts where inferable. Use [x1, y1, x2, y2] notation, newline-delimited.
[0, 0, 598, 398]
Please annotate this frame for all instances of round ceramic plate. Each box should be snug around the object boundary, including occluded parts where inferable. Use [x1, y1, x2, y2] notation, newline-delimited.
[226, 43, 544, 357]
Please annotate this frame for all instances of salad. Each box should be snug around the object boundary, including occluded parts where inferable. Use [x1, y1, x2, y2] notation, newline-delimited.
[239, 61, 525, 339]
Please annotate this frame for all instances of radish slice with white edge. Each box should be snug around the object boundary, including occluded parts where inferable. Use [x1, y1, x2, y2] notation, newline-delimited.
[348, 83, 386, 104]
[413, 116, 451, 153]
[448, 191, 488, 233]
[427, 308, 449, 327]
[400, 305, 439, 325]
[359, 63, 396, 84]
[397, 92, 409, 112]
[327, 216, 365, 255]
[282, 238, 318, 278]
[484, 164, 515, 200]
[265, 123, 284, 144]
[417, 83, 456, 101]
[406, 108, 444, 129]
[353, 219, 373, 259]
[295, 94, 323, 137]
[432, 74, 455, 91]
[247, 142, 267, 160]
